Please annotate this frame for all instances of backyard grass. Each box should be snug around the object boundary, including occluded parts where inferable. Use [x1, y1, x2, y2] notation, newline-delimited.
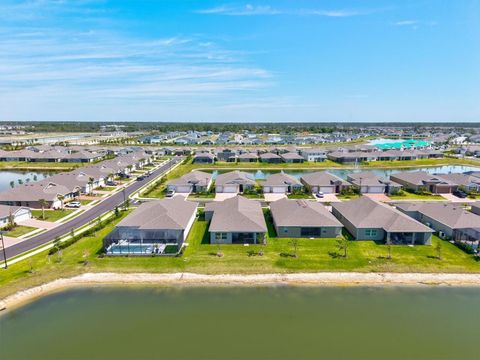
[1, 211, 480, 300]
[31, 209, 74, 222]
[3, 225, 37, 238]
[0, 161, 80, 170]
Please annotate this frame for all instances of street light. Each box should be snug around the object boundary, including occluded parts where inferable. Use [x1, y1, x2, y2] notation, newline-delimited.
[0, 230, 8, 269]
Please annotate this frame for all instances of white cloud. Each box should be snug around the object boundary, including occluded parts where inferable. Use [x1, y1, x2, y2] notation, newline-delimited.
[196, 4, 370, 17]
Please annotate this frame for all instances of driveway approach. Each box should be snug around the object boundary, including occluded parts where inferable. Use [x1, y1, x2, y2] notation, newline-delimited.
[0, 157, 182, 261]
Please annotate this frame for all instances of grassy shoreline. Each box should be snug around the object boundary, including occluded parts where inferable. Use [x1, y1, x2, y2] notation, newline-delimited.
[1, 211, 479, 301]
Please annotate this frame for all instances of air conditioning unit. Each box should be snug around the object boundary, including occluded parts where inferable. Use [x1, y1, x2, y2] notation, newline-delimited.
[438, 231, 446, 239]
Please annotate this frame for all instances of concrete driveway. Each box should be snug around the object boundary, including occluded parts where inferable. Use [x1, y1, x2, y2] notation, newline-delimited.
[264, 193, 287, 202]
[214, 193, 238, 201]
[18, 218, 58, 230]
[440, 193, 475, 203]
[363, 193, 392, 202]
[315, 193, 341, 203]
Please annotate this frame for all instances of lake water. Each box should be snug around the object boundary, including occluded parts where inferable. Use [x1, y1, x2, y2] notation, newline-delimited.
[212, 165, 480, 180]
[0, 286, 479, 360]
[0, 170, 54, 192]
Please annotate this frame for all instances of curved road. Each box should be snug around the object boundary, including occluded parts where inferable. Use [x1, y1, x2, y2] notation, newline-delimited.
[1, 157, 182, 261]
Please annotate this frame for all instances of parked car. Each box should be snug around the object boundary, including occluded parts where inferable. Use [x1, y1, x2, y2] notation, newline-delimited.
[106, 181, 117, 186]
[315, 192, 324, 199]
[453, 189, 468, 198]
[166, 190, 175, 198]
[66, 201, 81, 208]
[136, 176, 145, 181]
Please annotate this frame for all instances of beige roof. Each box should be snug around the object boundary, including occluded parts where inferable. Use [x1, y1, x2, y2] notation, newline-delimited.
[168, 170, 212, 187]
[263, 172, 302, 187]
[300, 171, 349, 187]
[206, 196, 267, 233]
[271, 198, 342, 227]
[332, 196, 433, 233]
[117, 197, 198, 230]
[281, 152, 304, 160]
[390, 171, 457, 186]
[395, 202, 480, 230]
[215, 171, 256, 186]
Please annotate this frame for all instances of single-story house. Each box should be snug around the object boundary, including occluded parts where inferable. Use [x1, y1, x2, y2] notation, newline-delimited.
[280, 152, 304, 163]
[205, 196, 267, 244]
[395, 202, 480, 241]
[327, 151, 377, 164]
[347, 172, 402, 194]
[192, 152, 215, 164]
[270, 198, 343, 238]
[300, 172, 351, 194]
[215, 148, 237, 162]
[390, 171, 458, 194]
[259, 152, 283, 163]
[167, 170, 213, 193]
[262, 172, 303, 194]
[0, 205, 32, 227]
[237, 152, 258, 162]
[332, 197, 433, 244]
[104, 197, 198, 253]
[215, 171, 256, 193]
[434, 173, 480, 193]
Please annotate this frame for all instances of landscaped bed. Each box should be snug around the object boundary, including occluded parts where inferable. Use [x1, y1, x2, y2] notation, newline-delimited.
[3, 225, 37, 238]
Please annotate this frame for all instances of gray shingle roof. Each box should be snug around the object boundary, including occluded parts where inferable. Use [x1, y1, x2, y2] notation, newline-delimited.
[215, 171, 256, 186]
[117, 197, 198, 230]
[300, 171, 349, 187]
[395, 202, 480, 230]
[271, 198, 342, 227]
[263, 172, 302, 187]
[206, 196, 267, 233]
[168, 170, 212, 187]
[332, 196, 433, 233]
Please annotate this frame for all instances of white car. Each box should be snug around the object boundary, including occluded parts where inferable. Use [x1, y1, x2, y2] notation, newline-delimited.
[315, 192, 324, 199]
[66, 201, 81, 208]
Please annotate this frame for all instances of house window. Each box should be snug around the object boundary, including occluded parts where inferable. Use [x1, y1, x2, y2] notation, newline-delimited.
[365, 229, 377, 237]
[215, 233, 228, 241]
[301, 227, 322, 237]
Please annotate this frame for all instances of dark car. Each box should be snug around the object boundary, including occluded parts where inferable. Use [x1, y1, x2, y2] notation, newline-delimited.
[136, 176, 145, 181]
[453, 189, 468, 198]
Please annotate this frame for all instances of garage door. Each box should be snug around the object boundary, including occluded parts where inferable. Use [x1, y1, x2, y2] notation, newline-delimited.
[272, 186, 286, 193]
[367, 186, 384, 194]
[223, 185, 238, 193]
[176, 185, 192, 193]
[319, 186, 334, 194]
[14, 210, 31, 222]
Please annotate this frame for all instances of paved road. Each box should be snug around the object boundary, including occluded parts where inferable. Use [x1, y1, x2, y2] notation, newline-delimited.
[0, 157, 182, 261]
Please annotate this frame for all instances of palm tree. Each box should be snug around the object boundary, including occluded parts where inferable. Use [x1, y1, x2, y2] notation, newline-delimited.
[38, 198, 48, 220]
[88, 177, 95, 195]
[57, 194, 65, 209]
[9, 181, 14, 189]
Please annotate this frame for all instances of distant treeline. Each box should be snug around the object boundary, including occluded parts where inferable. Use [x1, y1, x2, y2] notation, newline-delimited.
[1, 121, 479, 133]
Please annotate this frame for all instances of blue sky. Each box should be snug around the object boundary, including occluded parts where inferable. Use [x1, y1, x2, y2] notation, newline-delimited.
[0, 0, 479, 123]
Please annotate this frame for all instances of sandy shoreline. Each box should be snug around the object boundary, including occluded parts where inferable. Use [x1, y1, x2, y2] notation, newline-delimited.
[3, 271, 480, 311]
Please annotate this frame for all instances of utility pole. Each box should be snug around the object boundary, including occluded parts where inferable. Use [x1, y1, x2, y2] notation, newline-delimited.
[0, 231, 8, 269]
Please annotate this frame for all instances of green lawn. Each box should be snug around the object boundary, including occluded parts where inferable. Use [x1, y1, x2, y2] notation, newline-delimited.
[389, 191, 444, 201]
[287, 193, 313, 199]
[31, 209, 74, 222]
[0, 161, 81, 170]
[80, 200, 94, 205]
[3, 225, 37, 238]
[96, 186, 116, 192]
[1, 210, 480, 300]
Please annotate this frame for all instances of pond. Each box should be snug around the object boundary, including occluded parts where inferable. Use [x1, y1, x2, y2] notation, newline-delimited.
[211, 165, 480, 180]
[0, 170, 55, 192]
[0, 286, 479, 360]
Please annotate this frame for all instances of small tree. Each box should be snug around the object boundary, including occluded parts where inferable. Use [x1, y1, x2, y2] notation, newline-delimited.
[38, 198, 48, 220]
[435, 240, 443, 260]
[216, 243, 224, 257]
[289, 239, 300, 258]
[336, 236, 349, 258]
[82, 249, 90, 266]
[9, 181, 14, 188]
[114, 206, 120, 218]
[88, 177, 95, 195]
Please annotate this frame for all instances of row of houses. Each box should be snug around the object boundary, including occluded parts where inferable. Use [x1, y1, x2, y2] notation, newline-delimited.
[167, 169, 480, 196]
[105, 196, 480, 254]
[0, 147, 107, 163]
[190, 147, 444, 164]
[0, 152, 152, 209]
